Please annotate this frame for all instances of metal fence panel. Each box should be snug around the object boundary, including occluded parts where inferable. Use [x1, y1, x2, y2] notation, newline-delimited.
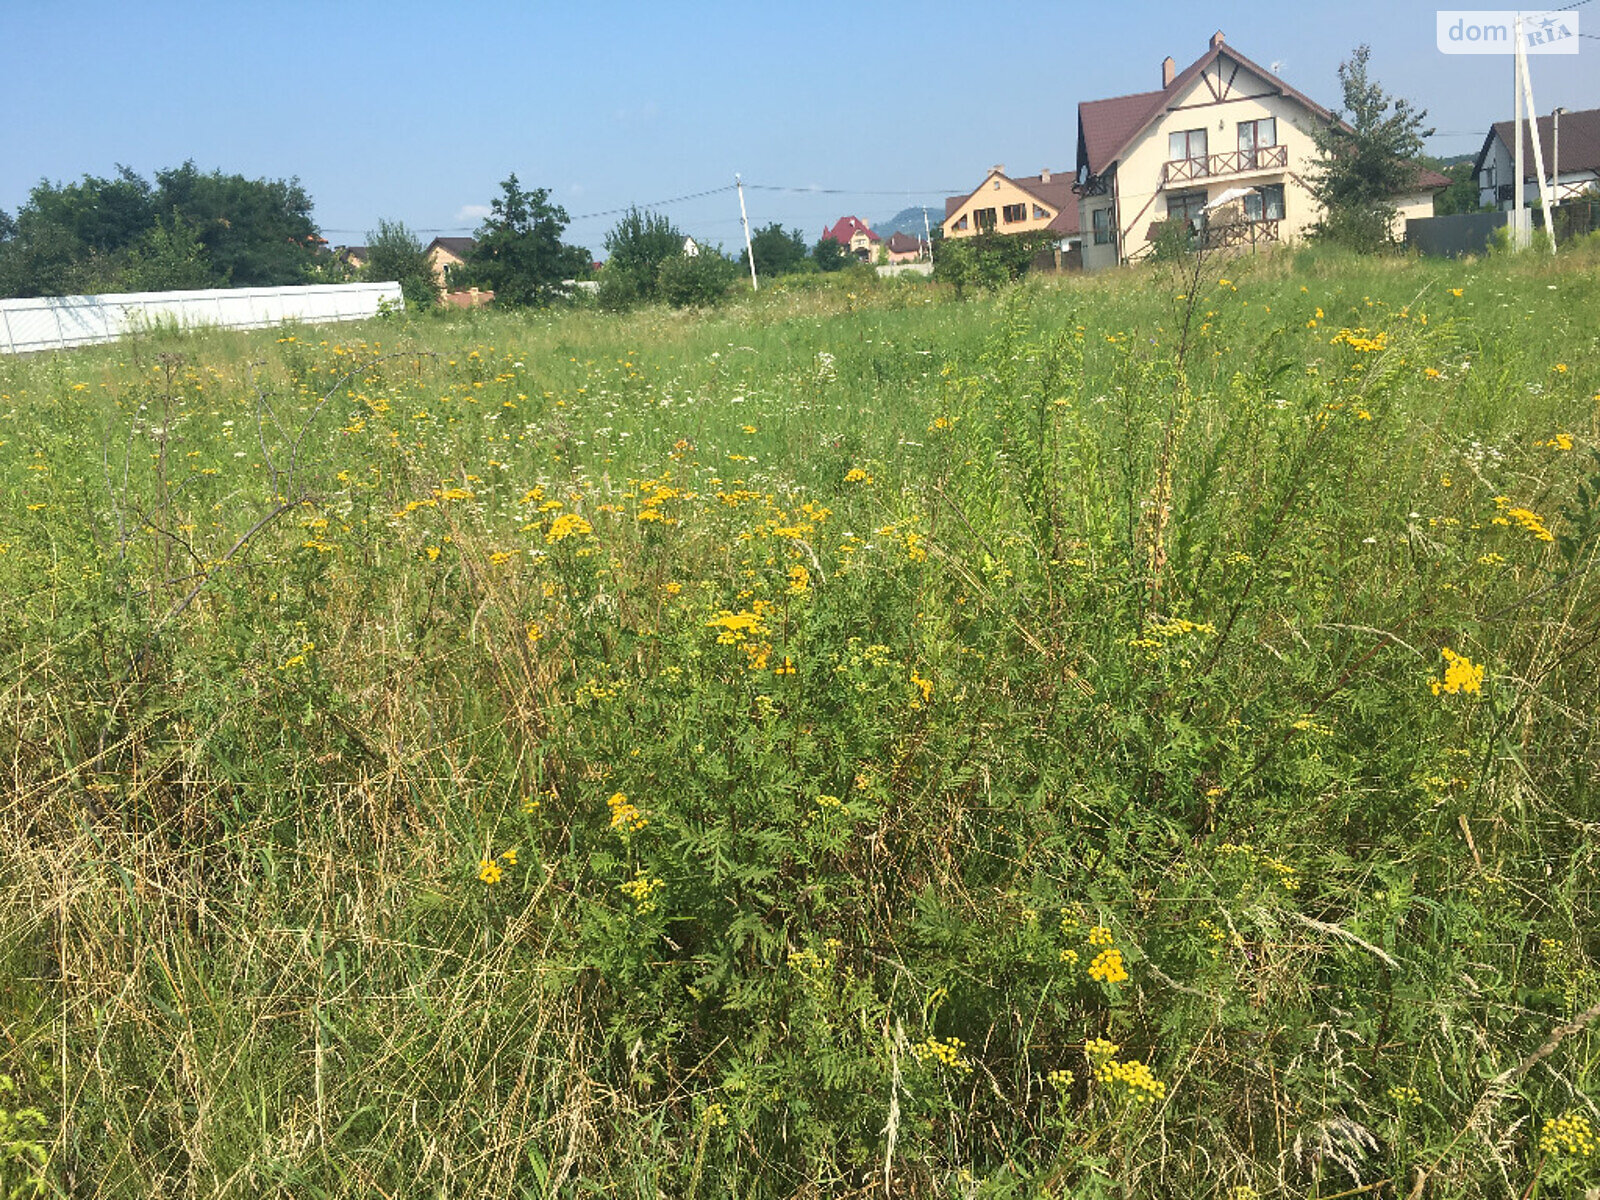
[0, 282, 403, 354]
[1404, 211, 1509, 258]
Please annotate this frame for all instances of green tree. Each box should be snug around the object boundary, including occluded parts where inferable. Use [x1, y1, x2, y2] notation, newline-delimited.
[362, 219, 439, 310]
[812, 235, 851, 272]
[1429, 160, 1481, 216]
[453, 174, 591, 307]
[603, 206, 683, 302]
[0, 168, 159, 296]
[120, 212, 213, 292]
[740, 223, 808, 278]
[1308, 45, 1433, 251]
[153, 161, 322, 286]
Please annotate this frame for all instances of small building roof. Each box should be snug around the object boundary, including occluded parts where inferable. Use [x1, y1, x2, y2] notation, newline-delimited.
[886, 232, 928, 253]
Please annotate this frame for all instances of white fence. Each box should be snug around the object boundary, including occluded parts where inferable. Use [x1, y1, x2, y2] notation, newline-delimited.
[0, 281, 404, 355]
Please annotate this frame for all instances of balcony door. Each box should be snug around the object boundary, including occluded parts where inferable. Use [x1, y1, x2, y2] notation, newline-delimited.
[1168, 128, 1209, 177]
[1237, 118, 1277, 169]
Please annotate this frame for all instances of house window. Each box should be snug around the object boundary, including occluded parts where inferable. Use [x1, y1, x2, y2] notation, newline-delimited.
[1092, 206, 1114, 245]
[1168, 127, 1209, 169]
[1002, 203, 1027, 224]
[1237, 118, 1277, 167]
[1244, 184, 1285, 221]
[1033, 204, 1050, 220]
[973, 207, 997, 232]
[953, 214, 969, 232]
[1166, 191, 1208, 223]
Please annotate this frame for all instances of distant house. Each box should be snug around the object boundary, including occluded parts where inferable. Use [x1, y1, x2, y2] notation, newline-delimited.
[337, 246, 371, 271]
[682, 236, 700, 257]
[942, 167, 1082, 265]
[1473, 107, 1600, 210]
[821, 216, 882, 261]
[885, 232, 929, 263]
[423, 236, 477, 288]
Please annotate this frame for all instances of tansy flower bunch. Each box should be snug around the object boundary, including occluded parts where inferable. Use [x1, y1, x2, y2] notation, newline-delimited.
[912, 1036, 973, 1075]
[607, 792, 647, 832]
[1539, 1112, 1595, 1157]
[1094, 1055, 1167, 1102]
[478, 848, 517, 884]
[1431, 648, 1484, 697]
[618, 870, 663, 914]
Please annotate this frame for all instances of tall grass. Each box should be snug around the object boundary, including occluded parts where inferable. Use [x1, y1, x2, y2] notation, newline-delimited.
[1, 247, 1597, 1198]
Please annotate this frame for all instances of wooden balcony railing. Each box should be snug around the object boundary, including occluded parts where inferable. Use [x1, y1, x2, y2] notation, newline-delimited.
[1163, 143, 1288, 185]
[1202, 218, 1281, 249]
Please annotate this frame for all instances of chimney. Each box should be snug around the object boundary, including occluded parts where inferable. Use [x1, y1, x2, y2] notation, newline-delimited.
[991, 163, 1005, 177]
[1040, 169, 1051, 183]
[1209, 30, 1225, 49]
[1162, 55, 1176, 86]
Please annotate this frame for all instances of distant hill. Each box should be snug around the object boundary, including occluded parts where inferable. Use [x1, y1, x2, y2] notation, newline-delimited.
[1422, 152, 1478, 169]
[876, 205, 940, 239]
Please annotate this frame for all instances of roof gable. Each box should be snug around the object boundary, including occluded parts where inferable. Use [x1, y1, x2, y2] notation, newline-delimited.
[943, 170, 1080, 233]
[822, 216, 880, 245]
[1077, 40, 1339, 177]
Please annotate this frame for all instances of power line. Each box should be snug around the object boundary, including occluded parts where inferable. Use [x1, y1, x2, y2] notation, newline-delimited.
[322, 178, 958, 239]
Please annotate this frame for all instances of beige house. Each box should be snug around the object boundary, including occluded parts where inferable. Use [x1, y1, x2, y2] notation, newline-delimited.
[1075, 32, 1342, 269]
[423, 237, 476, 288]
[821, 216, 883, 261]
[943, 167, 1082, 253]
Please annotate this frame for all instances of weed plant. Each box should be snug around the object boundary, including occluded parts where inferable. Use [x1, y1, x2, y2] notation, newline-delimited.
[0, 251, 1597, 1198]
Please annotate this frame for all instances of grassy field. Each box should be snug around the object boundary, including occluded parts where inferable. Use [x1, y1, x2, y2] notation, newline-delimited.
[2, 244, 1598, 1199]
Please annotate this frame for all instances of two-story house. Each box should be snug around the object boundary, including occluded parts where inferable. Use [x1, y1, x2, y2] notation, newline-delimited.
[1473, 107, 1600, 211]
[423, 236, 477, 289]
[1075, 32, 1339, 269]
[820, 216, 882, 262]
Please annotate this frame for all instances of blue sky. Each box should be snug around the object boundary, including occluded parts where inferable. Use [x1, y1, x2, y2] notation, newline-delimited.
[1, 0, 1592, 255]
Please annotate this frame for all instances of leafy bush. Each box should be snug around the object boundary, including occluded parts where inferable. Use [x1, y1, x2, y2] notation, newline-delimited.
[657, 246, 737, 307]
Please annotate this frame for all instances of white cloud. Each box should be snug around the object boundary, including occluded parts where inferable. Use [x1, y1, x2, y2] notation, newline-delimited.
[455, 204, 492, 223]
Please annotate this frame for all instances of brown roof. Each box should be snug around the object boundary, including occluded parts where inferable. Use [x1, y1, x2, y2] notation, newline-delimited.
[885, 232, 928, 253]
[1474, 107, 1600, 181]
[943, 171, 1082, 235]
[1411, 167, 1453, 191]
[425, 236, 477, 259]
[1076, 37, 1339, 178]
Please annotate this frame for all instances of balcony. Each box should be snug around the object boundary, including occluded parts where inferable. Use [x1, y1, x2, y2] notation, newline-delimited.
[1163, 144, 1288, 186]
[1202, 217, 1281, 249]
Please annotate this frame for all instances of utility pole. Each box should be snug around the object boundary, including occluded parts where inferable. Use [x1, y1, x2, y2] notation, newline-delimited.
[736, 174, 758, 292]
[1514, 22, 1557, 252]
[1553, 106, 1567, 208]
[1513, 14, 1527, 248]
[921, 206, 932, 261]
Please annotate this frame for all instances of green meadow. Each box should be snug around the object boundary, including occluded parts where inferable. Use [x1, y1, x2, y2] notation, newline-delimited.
[1, 246, 1598, 1198]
